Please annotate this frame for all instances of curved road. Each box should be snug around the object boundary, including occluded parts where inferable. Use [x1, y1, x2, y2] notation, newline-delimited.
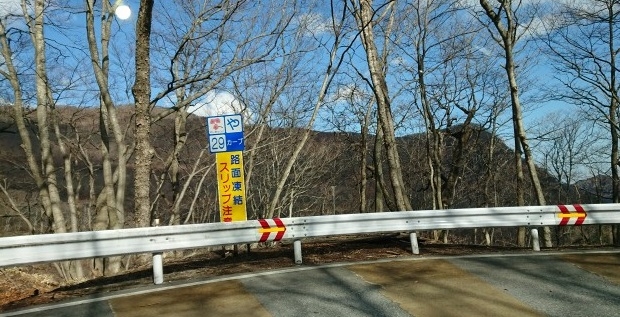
[2, 251, 619, 317]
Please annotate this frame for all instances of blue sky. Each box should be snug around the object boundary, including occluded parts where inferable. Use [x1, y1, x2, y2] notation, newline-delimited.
[0, 0, 577, 122]
[0, 0, 260, 117]
[0, 1, 605, 150]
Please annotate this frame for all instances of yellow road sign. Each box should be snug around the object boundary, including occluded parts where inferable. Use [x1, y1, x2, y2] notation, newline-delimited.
[216, 151, 247, 222]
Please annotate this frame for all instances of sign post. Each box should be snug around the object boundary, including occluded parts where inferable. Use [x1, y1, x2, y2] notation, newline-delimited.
[207, 114, 247, 222]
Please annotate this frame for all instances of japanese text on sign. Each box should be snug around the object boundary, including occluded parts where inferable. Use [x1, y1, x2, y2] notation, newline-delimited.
[207, 114, 245, 153]
[216, 151, 247, 222]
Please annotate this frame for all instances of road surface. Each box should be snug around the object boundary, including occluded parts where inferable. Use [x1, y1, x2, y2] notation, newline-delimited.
[2, 251, 619, 317]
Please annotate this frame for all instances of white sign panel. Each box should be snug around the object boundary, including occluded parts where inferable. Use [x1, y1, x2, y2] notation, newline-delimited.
[206, 114, 245, 153]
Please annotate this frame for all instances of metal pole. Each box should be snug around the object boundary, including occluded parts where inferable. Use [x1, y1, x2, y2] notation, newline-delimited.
[531, 228, 540, 251]
[410, 232, 420, 255]
[294, 240, 303, 264]
[152, 218, 164, 284]
[153, 252, 164, 284]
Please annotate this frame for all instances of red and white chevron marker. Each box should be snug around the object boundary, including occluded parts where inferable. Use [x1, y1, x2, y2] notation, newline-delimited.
[557, 204, 587, 226]
[257, 218, 286, 242]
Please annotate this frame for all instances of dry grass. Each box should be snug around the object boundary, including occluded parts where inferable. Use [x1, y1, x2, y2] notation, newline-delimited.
[0, 267, 60, 308]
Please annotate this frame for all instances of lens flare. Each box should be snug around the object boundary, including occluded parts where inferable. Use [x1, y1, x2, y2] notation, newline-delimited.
[115, 5, 131, 20]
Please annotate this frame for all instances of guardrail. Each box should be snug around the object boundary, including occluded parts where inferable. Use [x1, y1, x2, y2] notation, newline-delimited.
[1, 203, 618, 284]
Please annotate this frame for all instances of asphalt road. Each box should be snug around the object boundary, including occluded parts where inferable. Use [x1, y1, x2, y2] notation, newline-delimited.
[2, 251, 619, 317]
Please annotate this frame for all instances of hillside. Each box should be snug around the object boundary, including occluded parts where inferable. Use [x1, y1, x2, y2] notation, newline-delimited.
[0, 105, 610, 237]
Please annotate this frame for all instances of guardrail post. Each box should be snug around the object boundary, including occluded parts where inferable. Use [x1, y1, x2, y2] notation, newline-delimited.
[294, 240, 302, 264]
[152, 218, 164, 284]
[153, 252, 164, 284]
[531, 228, 540, 251]
[410, 232, 419, 255]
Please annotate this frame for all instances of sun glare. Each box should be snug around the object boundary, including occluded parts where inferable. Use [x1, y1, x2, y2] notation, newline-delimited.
[115, 5, 131, 20]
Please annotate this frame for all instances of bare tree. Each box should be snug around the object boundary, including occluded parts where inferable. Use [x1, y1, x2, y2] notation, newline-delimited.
[349, 0, 412, 211]
[132, 0, 155, 230]
[263, 1, 352, 219]
[322, 83, 376, 213]
[533, 112, 596, 203]
[394, 0, 482, 210]
[0, 180, 34, 234]
[144, 0, 292, 226]
[533, 112, 604, 245]
[0, 0, 92, 280]
[477, 0, 552, 247]
[479, 71, 513, 245]
[84, 1, 130, 242]
[543, 0, 620, 244]
[231, 59, 298, 218]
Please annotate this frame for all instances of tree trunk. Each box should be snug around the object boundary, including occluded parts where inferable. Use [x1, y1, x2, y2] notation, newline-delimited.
[505, 36, 552, 248]
[133, 0, 155, 229]
[373, 125, 390, 211]
[359, 102, 372, 213]
[606, 2, 620, 245]
[479, 0, 552, 247]
[354, 0, 411, 211]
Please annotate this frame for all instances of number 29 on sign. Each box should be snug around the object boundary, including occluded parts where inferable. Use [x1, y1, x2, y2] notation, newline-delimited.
[210, 135, 226, 152]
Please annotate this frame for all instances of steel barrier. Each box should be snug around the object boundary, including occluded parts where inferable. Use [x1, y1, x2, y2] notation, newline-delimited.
[0, 203, 618, 284]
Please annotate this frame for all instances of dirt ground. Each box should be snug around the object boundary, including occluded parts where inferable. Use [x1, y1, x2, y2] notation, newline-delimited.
[0, 233, 607, 312]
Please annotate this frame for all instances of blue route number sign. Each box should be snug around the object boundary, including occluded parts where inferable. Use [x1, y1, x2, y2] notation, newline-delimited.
[206, 114, 245, 153]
